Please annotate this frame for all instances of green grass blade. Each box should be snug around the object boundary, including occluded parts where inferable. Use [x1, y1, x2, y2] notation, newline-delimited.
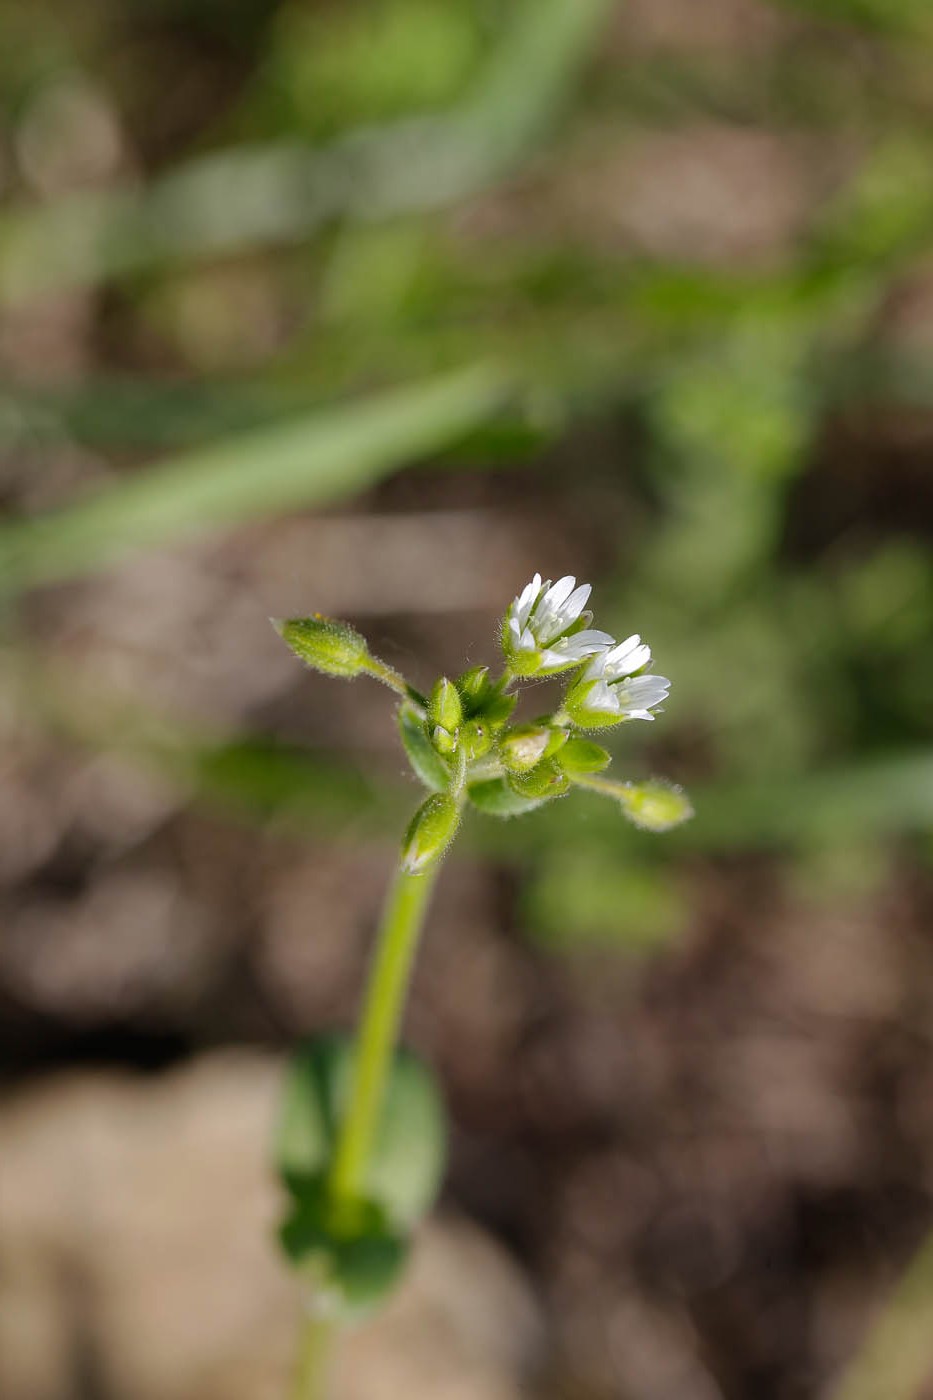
[0, 364, 510, 593]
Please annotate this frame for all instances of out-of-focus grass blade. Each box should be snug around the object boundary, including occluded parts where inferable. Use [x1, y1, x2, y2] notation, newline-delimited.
[0, 0, 614, 306]
[0, 364, 510, 594]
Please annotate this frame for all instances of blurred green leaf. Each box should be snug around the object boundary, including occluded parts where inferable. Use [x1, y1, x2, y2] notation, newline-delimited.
[276, 1036, 446, 1231]
[0, 364, 509, 593]
[0, 0, 614, 305]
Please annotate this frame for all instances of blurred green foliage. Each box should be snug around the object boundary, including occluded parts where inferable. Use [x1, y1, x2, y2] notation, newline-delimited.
[2, 0, 933, 958]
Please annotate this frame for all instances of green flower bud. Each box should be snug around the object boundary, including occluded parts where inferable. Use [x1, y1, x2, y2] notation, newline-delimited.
[558, 736, 611, 775]
[273, 615, 369, 678]
[432, 725, 458, 756]
[460, 718, 492, 760]
[401, 795, 461, 874]
[456, 666, 489, 709]
[429, 678, 462, 734]
[507, 760, 570, 800]
[454, 666, 516, 725]
[620, 780, 693, 833]
[500, 724, 551, 774]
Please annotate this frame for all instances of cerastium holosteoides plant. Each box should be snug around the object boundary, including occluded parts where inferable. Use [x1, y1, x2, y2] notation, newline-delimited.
[272, 573, 692, 1398]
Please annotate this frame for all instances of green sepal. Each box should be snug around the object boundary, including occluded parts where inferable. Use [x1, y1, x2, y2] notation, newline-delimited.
[558, 737, 611, 775]
[398, 704, 450, 792]
[467, 776, 547, 817]
[508, 760, 570, 800]
[460, 718, 493, 759]
[455, 666, 516, 725]
[275, 1036, 446, 1231]
[428, 677, 462, 733]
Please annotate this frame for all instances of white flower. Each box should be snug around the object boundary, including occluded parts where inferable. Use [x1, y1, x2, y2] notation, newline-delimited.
[504, 574, 612, 676]
[566, 634, 670, 726]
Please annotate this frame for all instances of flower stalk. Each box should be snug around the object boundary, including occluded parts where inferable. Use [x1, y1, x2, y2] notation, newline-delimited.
[274, 569, 692, 1400]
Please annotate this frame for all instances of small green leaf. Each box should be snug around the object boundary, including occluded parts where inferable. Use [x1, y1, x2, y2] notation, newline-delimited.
[559, 736, 611, 775]
[399, 704, 450, 792]
[275, 1036, 447, 1230]
[467, 776, 547, 817]
[278, 1176, 409, 1317]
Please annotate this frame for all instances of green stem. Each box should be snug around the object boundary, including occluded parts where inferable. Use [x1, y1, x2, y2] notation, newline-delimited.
[328, 859, 441, 1203]
[290, 1308, 334, 1400]
[290, 848, 443, 1400]
[571, 771, 630, 800]
[363, 656, 426, 708]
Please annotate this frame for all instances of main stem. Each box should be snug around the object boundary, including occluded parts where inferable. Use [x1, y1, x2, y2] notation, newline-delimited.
[328, 860, 440, 1202]
[290, 853, 441, 1400]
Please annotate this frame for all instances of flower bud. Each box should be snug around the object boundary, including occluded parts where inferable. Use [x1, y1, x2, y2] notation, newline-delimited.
[460, 719, 492, 760]
[500, 724, 551, 774]
[401, 795, 461, 874]
[455, 666, 516, 725]
[619, 780, 693, 833]
[432, 725, 458, 756]
[500, 724, 568, 774]
[273, 615, 369, 678]
[429, 678, 462, 734]
[507, 760, 570, 800]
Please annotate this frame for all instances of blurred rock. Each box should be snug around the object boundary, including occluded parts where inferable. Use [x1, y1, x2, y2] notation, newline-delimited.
[0, 1054, 543, 1400]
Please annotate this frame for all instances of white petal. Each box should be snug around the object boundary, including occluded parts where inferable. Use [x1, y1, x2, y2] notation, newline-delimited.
[513, 574, 542, 630]
[564, 628, 614, 654]
[562, 582, 592, 625]
[603, 634, 652, 680]
[587, 680, 621, 713]
[615, 674, 670, 712]
[546, 575, 576, 611]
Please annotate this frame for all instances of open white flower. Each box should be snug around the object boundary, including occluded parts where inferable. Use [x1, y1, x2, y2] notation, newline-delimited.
[565, 634, 670, 727]
[504, 574, 613, 676]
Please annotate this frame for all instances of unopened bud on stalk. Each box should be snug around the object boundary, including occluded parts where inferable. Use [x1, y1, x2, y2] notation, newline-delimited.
[273, 615, 369, 678]
[619, 780, 693, 832]
[401, 795, 461, 874]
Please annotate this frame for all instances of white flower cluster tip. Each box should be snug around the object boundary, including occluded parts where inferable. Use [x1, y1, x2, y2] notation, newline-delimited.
[504, 573, 670, 723]
[505, 573, 613, 676]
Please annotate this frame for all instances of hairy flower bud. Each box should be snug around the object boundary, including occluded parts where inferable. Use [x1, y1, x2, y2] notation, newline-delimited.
[273, 615, 369, 678]
[401, 795, 461, 874]
[429, 678, 462, 734]
[619, 780, 693, 832]
[500, 724, 551, 774]
[507, 760, 570, 800]
[460, 719, 492, 759]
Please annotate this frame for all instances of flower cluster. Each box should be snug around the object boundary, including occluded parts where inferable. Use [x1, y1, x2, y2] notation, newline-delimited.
[275, 573, 691, 871]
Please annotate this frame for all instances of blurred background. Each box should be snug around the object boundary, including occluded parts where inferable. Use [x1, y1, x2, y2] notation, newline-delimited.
[2, 0, 933, 1397]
